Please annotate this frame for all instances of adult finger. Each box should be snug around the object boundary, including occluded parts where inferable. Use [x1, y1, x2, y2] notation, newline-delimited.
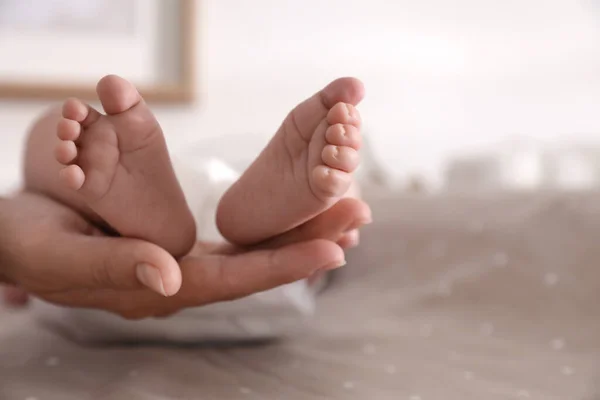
[259, 198, 371, 249]
[337, 229, 360, 249]
[39, 233, 182, 297]
[40, 239, 348, 319]
[180, 239, 346, 304]
[41, 229, 349, 316]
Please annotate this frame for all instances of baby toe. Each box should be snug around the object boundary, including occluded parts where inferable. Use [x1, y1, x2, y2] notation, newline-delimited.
[59, 165, 86, 191]
[322, 145, 360, 173]
[311, 165, 352, 199]
[54, 140, 78, 165]
[62, 98, 90, 122]
[326, 102, 361, 128]
[57, 117, 81, 141]
[325, 123, 362, 150]
[96, 74, 142, 115]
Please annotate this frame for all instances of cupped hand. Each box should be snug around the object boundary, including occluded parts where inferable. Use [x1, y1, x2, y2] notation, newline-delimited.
[0, 192, 370, 318]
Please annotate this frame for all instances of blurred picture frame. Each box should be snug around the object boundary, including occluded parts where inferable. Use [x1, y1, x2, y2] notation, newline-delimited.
[0, 0, 196, 103]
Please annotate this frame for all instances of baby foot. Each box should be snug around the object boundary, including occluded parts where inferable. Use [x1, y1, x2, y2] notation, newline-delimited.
[216, 77, 364, 246]
[54, 75, 196, 257]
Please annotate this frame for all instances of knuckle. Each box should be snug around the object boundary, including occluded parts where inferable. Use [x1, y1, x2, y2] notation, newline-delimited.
[215, 258, 248, 301]
[91, 257, 117, 288]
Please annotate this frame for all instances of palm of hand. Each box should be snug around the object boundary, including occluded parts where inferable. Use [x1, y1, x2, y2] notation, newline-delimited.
[0, 192, 369, 318]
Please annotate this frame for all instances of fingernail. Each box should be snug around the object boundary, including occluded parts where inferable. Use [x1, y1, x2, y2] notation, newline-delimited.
[346, 235, 360, 248]
[322, 259, 347, 271]
[332, 146, 340, 159]
[136, 263, 167, 297]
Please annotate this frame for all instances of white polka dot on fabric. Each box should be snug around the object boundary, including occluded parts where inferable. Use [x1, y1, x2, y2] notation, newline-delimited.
[385, 364, 397, 374]
[420, 324, 433, 338]
[467, 220, 485, 233]
[544, 273, 559, 287]
[343, 381, 355, 390]
[480, 323, 495, 336]
[551, 338, 565, 351]
[362, 343, 377, 355]
[561, 366, 574, 376]
[239, 387, 252, 395]
[45, 357, 60, 367]
[492, 252, 509, 267]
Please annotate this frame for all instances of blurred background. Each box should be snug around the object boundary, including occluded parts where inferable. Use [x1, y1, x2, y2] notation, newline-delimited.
[1, 0, 600, 193]
[2, 4, 600, 397]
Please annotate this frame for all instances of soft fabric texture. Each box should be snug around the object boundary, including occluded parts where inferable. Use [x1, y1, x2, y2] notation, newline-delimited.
[1, 190, 597, 399]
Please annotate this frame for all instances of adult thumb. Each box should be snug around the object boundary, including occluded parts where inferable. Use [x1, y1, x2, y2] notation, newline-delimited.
[54, 234, 182, 297]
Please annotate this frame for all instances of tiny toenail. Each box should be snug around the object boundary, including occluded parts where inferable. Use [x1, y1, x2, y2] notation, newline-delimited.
[345, 104, 353, 117]
[339, 125, 346, 136]
[332, 146, 339, 158]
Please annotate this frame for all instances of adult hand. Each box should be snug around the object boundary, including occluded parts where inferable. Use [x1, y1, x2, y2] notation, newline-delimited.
[0, 192, 370, 318]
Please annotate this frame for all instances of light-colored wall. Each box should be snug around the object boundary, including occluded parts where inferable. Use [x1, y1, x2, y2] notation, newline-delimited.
[2, 0, 600, 191]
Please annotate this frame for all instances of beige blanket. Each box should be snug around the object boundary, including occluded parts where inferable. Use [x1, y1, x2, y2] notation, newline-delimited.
[1, 191, 598, 399]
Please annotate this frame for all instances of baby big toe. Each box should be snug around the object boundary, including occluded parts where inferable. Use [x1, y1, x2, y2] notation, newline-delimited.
[322, 145, 360, 173]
